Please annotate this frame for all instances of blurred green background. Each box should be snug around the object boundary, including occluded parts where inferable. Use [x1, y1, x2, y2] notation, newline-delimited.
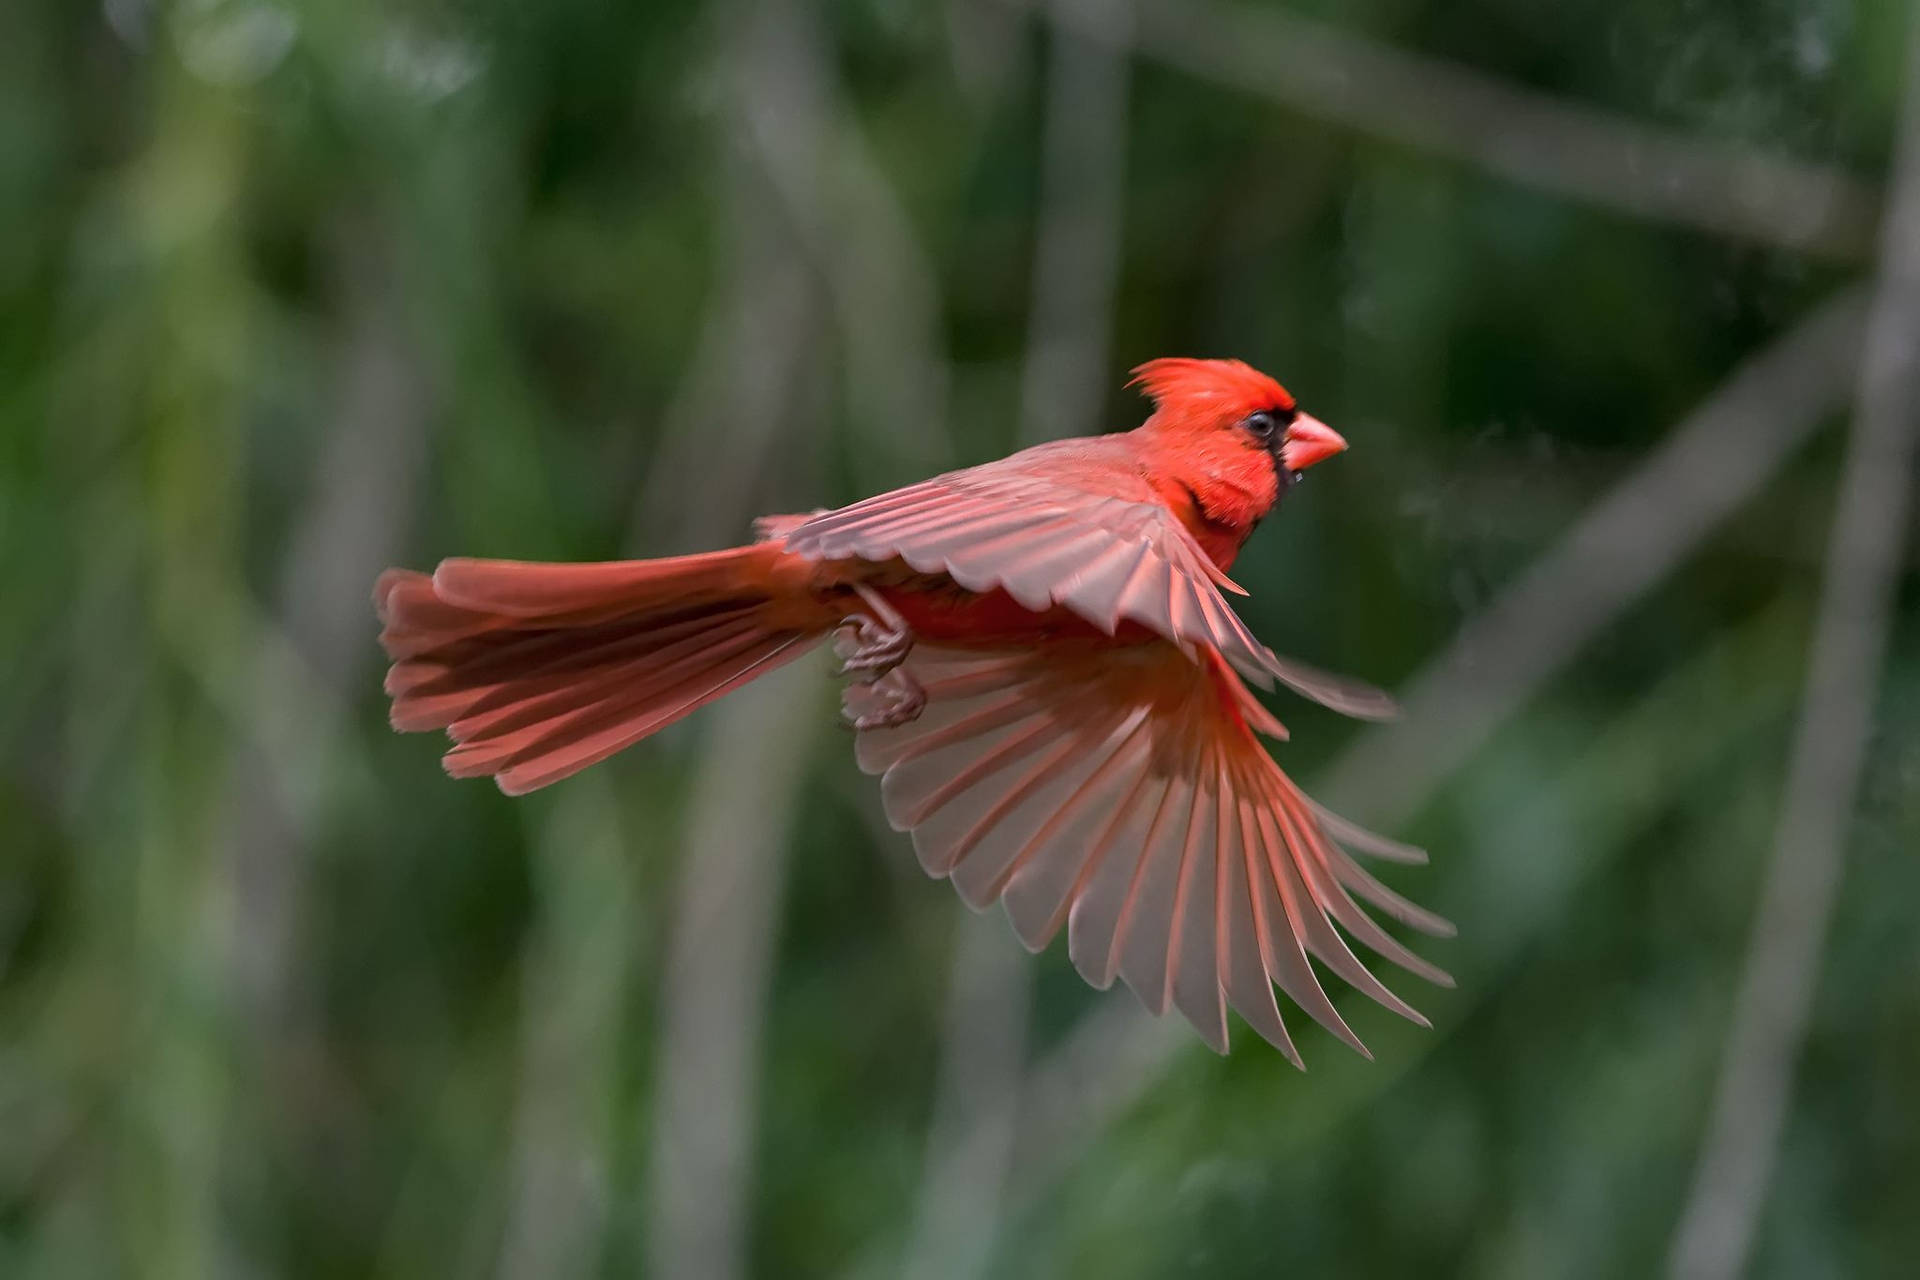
[5, 0, 1918, 1276]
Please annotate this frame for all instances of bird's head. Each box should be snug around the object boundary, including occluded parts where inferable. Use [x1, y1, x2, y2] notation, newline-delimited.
[1129, 357, 1346, 531]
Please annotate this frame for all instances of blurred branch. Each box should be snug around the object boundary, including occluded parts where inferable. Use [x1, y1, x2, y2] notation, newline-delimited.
[903, 915, 1035, 1280]
[904, 6, 1131, 1277]
[945, 0, 1026, 107]
[1011, 0, 1880, 260]
[1667, 15, 1920, 1280]
[635, 8, 839, 1280]
[496, 790, 630, 1280]
[645, 670, 821, 1280]
[630, 211, 817, 552]
[1317, 287, 1866, 828]
[931, 285, 1869, 1228]
[1017, 0, 1132, 447]
[731, 0, 954, 483]
[636, 0, 953, 550]
[216, 217, 432, 1032]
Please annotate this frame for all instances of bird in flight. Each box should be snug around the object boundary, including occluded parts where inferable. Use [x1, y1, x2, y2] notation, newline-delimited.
[375, 357, 1450, 1060]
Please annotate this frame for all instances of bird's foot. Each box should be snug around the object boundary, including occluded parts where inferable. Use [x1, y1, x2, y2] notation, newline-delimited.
[834, 585, 924, 730]
[834, 617, 912, 677]
[834, 584, 913, 681]
[843, 667, 927, 731]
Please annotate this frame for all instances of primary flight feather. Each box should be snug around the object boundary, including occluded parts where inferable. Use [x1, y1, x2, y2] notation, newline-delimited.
[375, 357, 1450, 1060]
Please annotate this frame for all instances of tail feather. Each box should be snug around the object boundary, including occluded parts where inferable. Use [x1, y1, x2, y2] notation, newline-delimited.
[382, 602, 747, 700]
[430, 552, 778, 617]
[376, 569, 506, 659]
[378, 548, 829, 794]
[447, 617, 769, 749]
[390, 605, 765, 731]
[450, 631, 815, 795]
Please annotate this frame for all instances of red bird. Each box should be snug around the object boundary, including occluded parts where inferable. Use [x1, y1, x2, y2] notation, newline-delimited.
[376, 358, 1450, 1059]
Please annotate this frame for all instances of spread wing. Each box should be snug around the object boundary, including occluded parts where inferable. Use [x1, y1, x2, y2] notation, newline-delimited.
[846, 641, 1451, 1059]
[784, 453, 1395, 718]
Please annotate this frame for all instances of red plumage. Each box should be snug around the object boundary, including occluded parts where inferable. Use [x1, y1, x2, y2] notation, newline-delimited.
[376, 358, 1449, 1058]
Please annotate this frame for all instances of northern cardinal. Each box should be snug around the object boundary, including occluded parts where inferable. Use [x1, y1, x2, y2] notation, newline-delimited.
[376, 358, 1449, 1059]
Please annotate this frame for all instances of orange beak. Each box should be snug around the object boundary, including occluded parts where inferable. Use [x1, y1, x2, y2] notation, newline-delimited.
[1279, 414, 1347, 473]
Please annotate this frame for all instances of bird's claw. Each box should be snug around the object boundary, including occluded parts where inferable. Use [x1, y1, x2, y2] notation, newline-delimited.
[834, 585, 924, 729]
[842, 668, 926, 731]
[834, 613, 912, 679]
[833, 584, 914, 682]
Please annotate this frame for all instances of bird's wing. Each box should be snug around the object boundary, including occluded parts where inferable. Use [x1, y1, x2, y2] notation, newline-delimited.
[785, 455, 1394, 716]
[846, 641, 1451, 1059]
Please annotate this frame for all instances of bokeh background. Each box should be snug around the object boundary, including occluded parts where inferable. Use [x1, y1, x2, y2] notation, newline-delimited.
[6, 0, 1920, 1276]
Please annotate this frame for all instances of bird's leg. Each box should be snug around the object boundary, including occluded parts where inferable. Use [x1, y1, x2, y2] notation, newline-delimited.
[845, 668, 927, 731]
[834, 583, 925, 729]
[834, 583, 914, 680]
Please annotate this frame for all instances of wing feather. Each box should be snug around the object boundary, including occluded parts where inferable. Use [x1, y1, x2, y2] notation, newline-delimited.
[1244, 800, 1372, 1053]
[1166, 752, 1228, 1051]
[1065, 769, 1172, 990]
[1000, 715, 1157, 950]
[1116, 556, 1181, 653]
[1278, 794, 1456, 990]
[882, 714, 1061, 836]
[975, 706, 1152, 936]
[1254, 802, 1427, 1030]
[931, 731, 1091, 892]
[1116, 761, 1193, 1019]
[1066, 540, 1156, 634]
[894, 512, 1072, 568]
[783, 450, 1398, 708]
[1220, 774, 1301, 1063]
[1309, 797, 1430, 865]
[853, 641, 1447, 1059]
[996, 527, 1127, 613]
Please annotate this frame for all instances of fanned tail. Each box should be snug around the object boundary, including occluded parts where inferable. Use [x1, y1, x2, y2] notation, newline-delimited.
[376, 547, 830, 795]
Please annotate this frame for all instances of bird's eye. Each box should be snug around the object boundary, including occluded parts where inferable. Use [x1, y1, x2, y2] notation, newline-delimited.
[1242, 408, 1296, 443]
